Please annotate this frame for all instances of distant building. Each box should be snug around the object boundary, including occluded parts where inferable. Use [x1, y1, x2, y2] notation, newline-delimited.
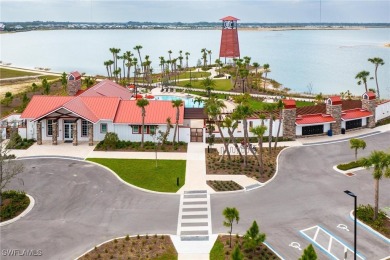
[15, 25, 23, 30]
[0, 23, 5, 31]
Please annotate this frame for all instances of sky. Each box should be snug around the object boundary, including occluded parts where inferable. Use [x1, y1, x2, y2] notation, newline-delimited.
[0, 0, 389, 23]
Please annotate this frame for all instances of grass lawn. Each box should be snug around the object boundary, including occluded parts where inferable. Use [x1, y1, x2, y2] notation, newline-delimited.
[87, 158, 186, 192]
[178, 71, 211, 79]
[0, 68, 41, 79]
[178, 79, 232, 91]
[296, 100, 315, 107]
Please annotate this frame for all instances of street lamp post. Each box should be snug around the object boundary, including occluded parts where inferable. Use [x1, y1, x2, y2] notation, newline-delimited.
[344, 190, 357, 260]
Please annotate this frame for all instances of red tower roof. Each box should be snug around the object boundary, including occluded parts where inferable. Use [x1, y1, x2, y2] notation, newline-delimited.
[220, 16, 239, 21]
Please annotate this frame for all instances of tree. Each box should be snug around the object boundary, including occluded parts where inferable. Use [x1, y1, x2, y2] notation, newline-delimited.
[200, 77, 216, 97]
[368, 57, 384, 99]
[61, 72, 67, 91]
[358, 150, 390, 220]
[185, 52, 190, 68]
[84, 76, 96, 88]
[250, 125, 267, 174]
[42, 78, 50, 95]
[264, 103, 277, 154]
[171, 99, 183, 145]
[263, 64, 270, 91]
[355, 70, 371, 93]
[194, 97, 203, 108]
[223, 207, 240, 248]
[315, 92, 323, 103]
[252, 62, 260, 89]
[133, 45, 143, 72]
[243, 221, 266, 253]
[350, 138, 366, 161]
[31, 83, 38, 92]
[299, 244, 317, 260]
[1, 92, 13, 107]
[231, 245, 244, 260]
[207, 50, 212, 66]
[159, 117, 173, 146]
[204, 97, 231, 161]
[201, 48, 207, 68]
[273, 100, 284, 150]
[136, 98, 149, 148]
[0, 136, 24, 206]
[223, 115, 243, 161]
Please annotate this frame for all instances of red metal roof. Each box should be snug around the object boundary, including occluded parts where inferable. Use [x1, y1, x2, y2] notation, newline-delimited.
[69, 71, 81, 80]
[220, 16, 239, 21]
[80, 97, 120, 121]
[283, 99, 296, 109]
[296, 113, 335, 125]
[362, 91, 376, 100]
[80, 79, 132, 100]
[20, 96, 73, 119]
[342, 108, 372, 120]
[327, 96, 342, 105]
[75, 89, 86, 96]
[114, 100, 184, 125]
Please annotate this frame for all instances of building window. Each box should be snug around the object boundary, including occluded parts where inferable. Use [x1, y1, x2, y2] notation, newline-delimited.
[143, 125, 148, 133]
[302, 125, 324, 136]
[47, 119, 53, 136]
[132, 125, 140, 134]
[81, 120, 88, 137]
[100, 123, 107, 134]
[149, 125, 156, 134]
[249, 121, 253, 128]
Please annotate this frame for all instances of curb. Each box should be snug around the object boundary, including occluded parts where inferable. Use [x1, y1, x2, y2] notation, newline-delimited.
[85, 160, 180, 196]
[74, 234, 174, 260]
[17, 156, 85, 161]
[349, 210, 390, 244]
[332, 165, 366, 176]
[0, 194, 35, 227]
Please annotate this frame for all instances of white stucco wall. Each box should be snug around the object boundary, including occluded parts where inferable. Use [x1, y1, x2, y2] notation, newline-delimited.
[183, 119, 204, 128]
[376, 101, 390, 122]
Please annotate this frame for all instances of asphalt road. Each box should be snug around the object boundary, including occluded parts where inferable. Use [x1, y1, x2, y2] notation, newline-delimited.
[0, 159, 180, 259]
[211, 131, 390, 259]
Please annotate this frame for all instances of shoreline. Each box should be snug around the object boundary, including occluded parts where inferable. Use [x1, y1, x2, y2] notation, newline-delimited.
[2, 26, 389, 34]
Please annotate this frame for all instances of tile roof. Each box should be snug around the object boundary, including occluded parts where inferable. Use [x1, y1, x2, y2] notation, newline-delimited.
[114, 100, 184, 125]
[69, 71, 81, 80]
[283, 99, 296, 109]
[296, 113, 335, 125]
[342, 109, 372, 120]
[362, 91, 376, 100]
[20, 96, 73, 119]
[79, 79, 132, 100]
[327, 96, 342, 105]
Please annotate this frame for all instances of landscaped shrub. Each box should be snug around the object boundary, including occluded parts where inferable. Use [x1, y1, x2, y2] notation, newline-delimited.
[101, 132, 120, 150]
[0, 190, 30, 222]
[356, 204, 389, 235]
[337, 161, 364, 171]
[6, 133, 35, 150]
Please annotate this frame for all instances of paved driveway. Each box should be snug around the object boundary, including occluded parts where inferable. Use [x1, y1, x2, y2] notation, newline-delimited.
[211, 132, 390, 259]
[0, 159, 180, 259]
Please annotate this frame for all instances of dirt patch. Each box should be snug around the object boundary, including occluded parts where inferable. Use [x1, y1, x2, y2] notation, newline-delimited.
[206, 147, 284, 183]
[79, 235, 177, 260]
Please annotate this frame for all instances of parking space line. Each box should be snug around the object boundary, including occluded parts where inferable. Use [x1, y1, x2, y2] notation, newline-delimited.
[300, 225, 365, 260]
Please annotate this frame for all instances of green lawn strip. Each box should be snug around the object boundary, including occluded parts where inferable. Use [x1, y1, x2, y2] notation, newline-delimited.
[337, 160, 364, 171]
[178, 79, 232, 91]
[296, 100, 316, 107]
[0, 68, 42, 79]
[177, 71, 211, 79]
[209, 238, 225, 260]
[87, 158, 186, 193]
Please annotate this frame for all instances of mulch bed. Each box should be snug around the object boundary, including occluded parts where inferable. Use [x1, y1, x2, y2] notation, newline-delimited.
[79, 235, 177, 260]
[0, 191, 30, 222]
[206, 147, 284, 183]
[215, 235, 279, 260]
[207, 180, 243, 192]
[95, 143, 187, 153]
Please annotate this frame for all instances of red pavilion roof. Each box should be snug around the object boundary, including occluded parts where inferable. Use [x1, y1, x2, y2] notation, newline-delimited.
[341, 109, 372, 120]
[296, 113, 335, 125]
[220, 16, 239, 21]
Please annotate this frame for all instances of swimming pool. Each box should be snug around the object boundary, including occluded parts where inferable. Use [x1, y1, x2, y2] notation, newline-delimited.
[154, 95, 203, 108]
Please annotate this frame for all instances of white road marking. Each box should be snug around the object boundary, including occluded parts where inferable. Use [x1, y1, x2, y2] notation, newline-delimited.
[337, 224, 350, 231]
[289, 242, 302, 250]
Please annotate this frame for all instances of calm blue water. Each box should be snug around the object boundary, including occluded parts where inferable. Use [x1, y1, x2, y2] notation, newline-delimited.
[155, 95, 203, 108]
[1, 29, 389, 97]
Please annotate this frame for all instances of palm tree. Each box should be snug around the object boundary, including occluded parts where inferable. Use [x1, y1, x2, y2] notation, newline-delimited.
[358, 151, 390, 220]
[263, 64, 270, 91]
[250, 125, 267, 174]
[123, 51, 133, 80]
[223, 115, 243, 161]
[136, 98, 149, 148]
[273, 100, 284, 150]
[185, 52, 190, 68]
[207, 50, 212, 66]
[194, 96, 203, 108]
[252, 62, 260, 89]
[132, 58, 138, 95]
[349, 138, 366, 161]
[264, 103, 277, 153]
[223, 207, 240, 248]
[179, 50, 183, 68]
[233, 103, 253, 167]
[201, 48, 207, 68]
[171, 99, 183, 145]
[368, 57, 384, 99]
[200, 77, 216, 97]
[104, 61, 111, 78]
[355, 70, 370, 93]
[133, 45, 143, 72]
[204, 97, 231, 161]
[315, 92, 324, 103]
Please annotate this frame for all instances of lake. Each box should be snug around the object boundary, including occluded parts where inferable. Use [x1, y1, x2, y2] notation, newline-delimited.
[1, 28, 389, 97]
